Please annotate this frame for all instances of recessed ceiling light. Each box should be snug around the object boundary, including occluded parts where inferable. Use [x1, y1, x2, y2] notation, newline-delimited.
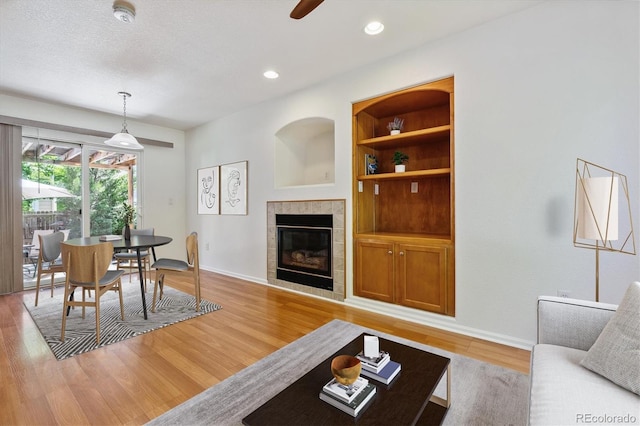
[364, 21, 384, 35]
[263, 70, 279, 79]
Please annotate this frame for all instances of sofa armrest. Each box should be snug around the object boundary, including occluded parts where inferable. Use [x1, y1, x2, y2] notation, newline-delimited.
[537, 296, 617, 351]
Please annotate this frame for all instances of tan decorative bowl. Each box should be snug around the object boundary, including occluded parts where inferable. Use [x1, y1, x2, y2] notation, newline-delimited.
[331, 355, 361, 385]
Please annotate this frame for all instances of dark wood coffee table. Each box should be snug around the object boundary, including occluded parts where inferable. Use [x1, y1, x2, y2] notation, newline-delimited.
[242, 333, 451, 425]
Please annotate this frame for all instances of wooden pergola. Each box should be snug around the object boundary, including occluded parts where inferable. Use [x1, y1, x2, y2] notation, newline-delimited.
[22, 136, 137, 168]
[21, 136, 137, 200]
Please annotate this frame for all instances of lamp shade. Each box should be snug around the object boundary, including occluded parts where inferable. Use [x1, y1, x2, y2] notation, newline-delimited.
[577, 176, 618, 241]
[105, 131, 144, 150]
[105, 91, 143, 150]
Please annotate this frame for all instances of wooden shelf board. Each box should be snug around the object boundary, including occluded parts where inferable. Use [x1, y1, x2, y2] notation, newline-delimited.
[358, 125, 450, 148]
[357, 168, 450, 181]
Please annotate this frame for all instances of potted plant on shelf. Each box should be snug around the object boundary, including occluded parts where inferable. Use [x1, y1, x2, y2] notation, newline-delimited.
[118, 202, 136, 240]
[392, 151, 409, 173]
[387, 117, 404, 135]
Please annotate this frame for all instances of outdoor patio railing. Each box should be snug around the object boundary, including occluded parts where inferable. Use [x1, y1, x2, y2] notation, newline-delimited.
[22, 212, 80, 243]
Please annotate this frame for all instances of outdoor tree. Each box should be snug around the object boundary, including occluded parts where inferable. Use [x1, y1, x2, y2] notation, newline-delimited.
[89, 167, 130, 235]
[22, 161, 132, 236]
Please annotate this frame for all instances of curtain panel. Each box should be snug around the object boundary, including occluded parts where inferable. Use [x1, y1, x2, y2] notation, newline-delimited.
[0, 124, 23, 294]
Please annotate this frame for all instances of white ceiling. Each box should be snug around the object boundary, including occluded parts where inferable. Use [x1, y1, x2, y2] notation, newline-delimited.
[0, 0, 542, 131]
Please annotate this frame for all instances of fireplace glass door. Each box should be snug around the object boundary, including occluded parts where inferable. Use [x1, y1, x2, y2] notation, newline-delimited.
[276, 214, 333, 290]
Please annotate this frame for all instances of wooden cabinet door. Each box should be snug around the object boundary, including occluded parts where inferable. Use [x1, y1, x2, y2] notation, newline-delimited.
[395, 243, 447, 313]
[355, 239, 394, 302]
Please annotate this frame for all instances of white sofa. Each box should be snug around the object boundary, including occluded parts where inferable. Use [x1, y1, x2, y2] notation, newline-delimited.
[528, 296, 640, 425]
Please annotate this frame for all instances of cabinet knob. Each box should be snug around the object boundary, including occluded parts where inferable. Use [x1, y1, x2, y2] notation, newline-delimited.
[399, 251, 404, 256]
[388, 250, 393, 255]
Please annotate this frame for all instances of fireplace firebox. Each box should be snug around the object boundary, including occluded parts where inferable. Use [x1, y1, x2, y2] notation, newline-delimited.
[276, 214, 333, 291]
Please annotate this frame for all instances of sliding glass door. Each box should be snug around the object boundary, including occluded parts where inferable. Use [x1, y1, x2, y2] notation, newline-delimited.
[87, 147, 139, 236]
[21, 128, 141, 288]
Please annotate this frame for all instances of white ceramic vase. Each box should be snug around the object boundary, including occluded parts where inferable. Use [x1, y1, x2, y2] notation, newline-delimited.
[390, 129, 400, 135]
[395, 164, 405, 173]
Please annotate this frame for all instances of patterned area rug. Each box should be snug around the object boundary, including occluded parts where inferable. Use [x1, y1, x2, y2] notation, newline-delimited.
[24, 282, 222, 361]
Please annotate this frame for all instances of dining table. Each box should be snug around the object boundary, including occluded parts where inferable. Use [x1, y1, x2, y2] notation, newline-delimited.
[64, 235, 173, 319]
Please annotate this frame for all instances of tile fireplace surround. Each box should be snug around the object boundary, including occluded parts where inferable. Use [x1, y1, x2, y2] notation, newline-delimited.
[267, 199, 345, 301]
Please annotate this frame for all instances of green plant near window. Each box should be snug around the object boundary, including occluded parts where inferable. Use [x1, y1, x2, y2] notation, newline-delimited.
[121, 202, 135, 224]
[392, 151, 409, 165]
[116, 202, 136, 239]
[115, 201, 135, 230]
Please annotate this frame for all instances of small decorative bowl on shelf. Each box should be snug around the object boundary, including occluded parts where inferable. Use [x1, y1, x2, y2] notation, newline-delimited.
[331, 355, 362, 385]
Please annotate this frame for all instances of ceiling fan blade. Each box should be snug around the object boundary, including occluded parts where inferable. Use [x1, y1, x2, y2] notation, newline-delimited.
[290, 0, 324, 19]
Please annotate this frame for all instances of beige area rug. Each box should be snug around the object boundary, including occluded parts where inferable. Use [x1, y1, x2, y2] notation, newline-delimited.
[24, 283, 222, 360]
[149, 319, 529, 425]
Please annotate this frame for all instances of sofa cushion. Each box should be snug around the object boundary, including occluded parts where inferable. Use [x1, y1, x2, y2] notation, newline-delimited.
[529, 344, 639, 425]
[581, 281, 640, 395]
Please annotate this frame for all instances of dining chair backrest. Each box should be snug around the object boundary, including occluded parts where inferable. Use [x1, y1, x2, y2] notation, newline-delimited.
[30, 229, 54, 253]
[39, 231, 64, 262]
[122, 227, 155, 237]
[61, 242, 114, 284]
[186, 232, 199, 269]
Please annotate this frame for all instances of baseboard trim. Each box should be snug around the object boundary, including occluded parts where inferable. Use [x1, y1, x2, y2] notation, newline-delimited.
[346, 296, 533, 350]
[201, 266, 268, 286]
[199, 266, 534, 350]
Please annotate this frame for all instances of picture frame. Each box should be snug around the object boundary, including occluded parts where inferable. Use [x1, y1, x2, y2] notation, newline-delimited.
[197, 166, 220, 215]
[365, 154, 378, 175]
[220, 161, 248, 215]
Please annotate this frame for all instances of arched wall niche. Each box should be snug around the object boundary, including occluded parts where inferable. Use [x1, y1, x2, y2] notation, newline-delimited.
[274, 117, 335, 188]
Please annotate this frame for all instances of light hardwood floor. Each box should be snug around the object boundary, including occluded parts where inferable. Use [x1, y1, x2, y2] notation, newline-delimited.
[0, 271, 531, 425]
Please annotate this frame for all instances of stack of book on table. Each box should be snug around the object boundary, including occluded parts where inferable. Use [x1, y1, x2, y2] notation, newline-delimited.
[356, 350, 402, 385]
[319, 376, 376, 417]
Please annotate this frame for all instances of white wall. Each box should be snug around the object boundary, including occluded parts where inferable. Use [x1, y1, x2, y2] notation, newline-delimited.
[186, 1, 639, 347]
[445, 0, 639, 345]
[274, 117, 335, 187]
[1, 94, 188, 260]
[303, 130, 335, 185]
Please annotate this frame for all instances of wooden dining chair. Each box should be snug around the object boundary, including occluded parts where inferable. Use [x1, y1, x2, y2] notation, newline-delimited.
[114, 227, 154, 289]
[60, 241, 125, 345]
[151, 232, 201, 312]
[34, 231, 65, 306]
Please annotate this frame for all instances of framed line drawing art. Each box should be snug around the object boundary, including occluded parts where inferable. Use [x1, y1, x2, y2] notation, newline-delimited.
[197, 166, 219, 215]
[220, 161, 248, 215]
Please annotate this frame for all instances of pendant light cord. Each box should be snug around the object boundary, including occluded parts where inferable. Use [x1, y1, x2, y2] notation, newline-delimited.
[105, 90, 143, 149]
[122, 92, 129, 133]
[119, 91, 131, 134]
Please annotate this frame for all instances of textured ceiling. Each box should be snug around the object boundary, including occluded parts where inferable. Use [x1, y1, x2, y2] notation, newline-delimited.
[0, 0, 542, 131]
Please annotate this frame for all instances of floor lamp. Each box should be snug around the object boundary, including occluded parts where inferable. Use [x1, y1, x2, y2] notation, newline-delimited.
[573, 159, 636, 302]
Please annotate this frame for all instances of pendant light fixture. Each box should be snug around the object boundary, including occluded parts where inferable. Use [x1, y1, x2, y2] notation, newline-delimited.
[105, 91, 144, 150]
